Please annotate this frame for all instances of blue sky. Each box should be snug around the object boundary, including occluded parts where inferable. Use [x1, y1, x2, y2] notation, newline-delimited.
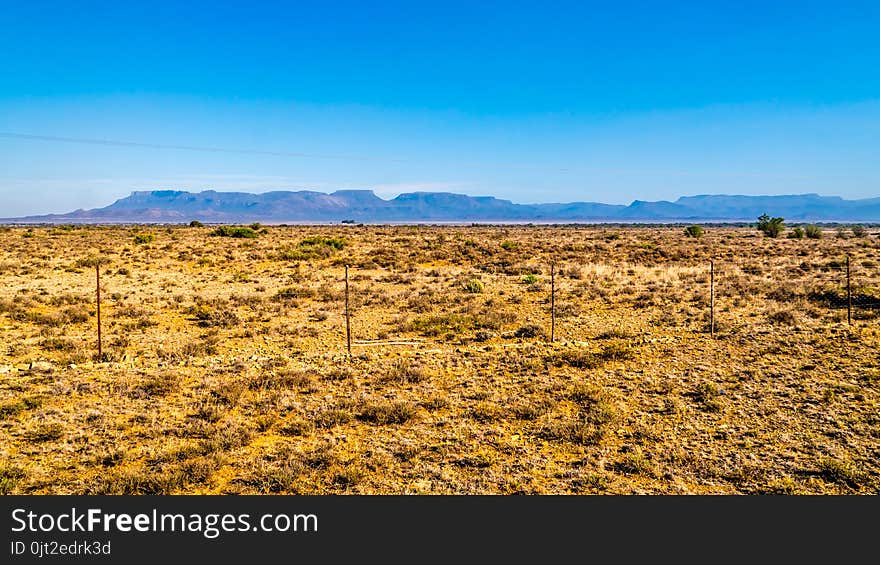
[1, 0, 879, 216]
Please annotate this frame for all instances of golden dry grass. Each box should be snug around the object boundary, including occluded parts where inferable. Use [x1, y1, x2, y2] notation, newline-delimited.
[0, 223, 878, 494]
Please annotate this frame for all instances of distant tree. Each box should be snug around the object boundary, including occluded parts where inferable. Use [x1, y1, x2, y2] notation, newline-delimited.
[789, 226, 805, 239]
[805, 225, 823, 239]
[757, 214, 785, 238]
[684, 225, 704, 238]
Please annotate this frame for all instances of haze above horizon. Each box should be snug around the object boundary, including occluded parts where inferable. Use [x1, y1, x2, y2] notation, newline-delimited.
[2, 1, 879, 217]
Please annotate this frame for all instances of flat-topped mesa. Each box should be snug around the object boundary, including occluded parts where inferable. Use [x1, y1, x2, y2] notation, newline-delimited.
[108, 190, 190, 207]
[4, 191, 880, 223]
[329, 189, 384, 202]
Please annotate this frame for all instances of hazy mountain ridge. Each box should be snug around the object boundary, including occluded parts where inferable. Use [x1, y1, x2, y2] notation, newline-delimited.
[4, 190, 880, 223]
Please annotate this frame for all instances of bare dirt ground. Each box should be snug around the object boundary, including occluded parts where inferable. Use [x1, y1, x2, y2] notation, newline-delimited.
[1, 224, 878, 494]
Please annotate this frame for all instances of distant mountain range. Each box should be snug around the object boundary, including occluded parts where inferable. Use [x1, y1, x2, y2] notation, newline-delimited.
[4, 190, 880, 223]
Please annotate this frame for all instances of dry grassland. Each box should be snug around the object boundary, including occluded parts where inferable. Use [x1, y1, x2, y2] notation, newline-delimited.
[1, 224, 878, 494]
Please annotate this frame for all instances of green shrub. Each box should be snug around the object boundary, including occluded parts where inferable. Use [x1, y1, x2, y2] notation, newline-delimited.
[133, 233, 155, 244]
[684, 225, 704, 238]
[851, 225, 867, 238]
[463, 279, 484, 293]
[818, 457, 865, 488]
[757, 214, 784, 238]
[692, 382, 723, 412]
[188, 220, 204, 227]
[0, 465, 25, 494]
[789, 227, 805, 239]
[212, 226, 259, 238]
[805, 225, 823, 239]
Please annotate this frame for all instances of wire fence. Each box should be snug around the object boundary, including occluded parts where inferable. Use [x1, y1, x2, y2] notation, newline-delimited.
[333, 253, 879, 355]
[7, 248, 876, 363]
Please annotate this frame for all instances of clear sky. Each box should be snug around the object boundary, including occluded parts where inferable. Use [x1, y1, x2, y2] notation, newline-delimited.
[1, 0, 879, 216]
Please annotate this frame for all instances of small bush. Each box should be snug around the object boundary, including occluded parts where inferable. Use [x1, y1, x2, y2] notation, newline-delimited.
[805, 225, 823, 239]
[133, 233, 155, 244]
[383, 359, 427, 384]
[186, 305, 240, 327]
[818, 457, 865, 488]
[789, 227, 805, 239]
[684, 225, 704, 238]
[521, 273, 539, 284]
[463, 279, 484, 293]
[851, 225, 866, 238]
[188, 220, 204, 227]
[0, 401, 26, 420]
[212, 226, 259, 238]
[314, 409, 354, 429]
[0, 465, 25, 494]
[513, 324, 545, 339]
[539, 392, 617, 446]
[358, 401, 418, 425]
[692, 382, 723, 412]
[768, 308, 798, 326]
[612, 452, 657, 477]
[249, 369, 317, 391]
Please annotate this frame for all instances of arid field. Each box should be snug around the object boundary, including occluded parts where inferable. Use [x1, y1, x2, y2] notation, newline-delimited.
[1, 223, 878, 494]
